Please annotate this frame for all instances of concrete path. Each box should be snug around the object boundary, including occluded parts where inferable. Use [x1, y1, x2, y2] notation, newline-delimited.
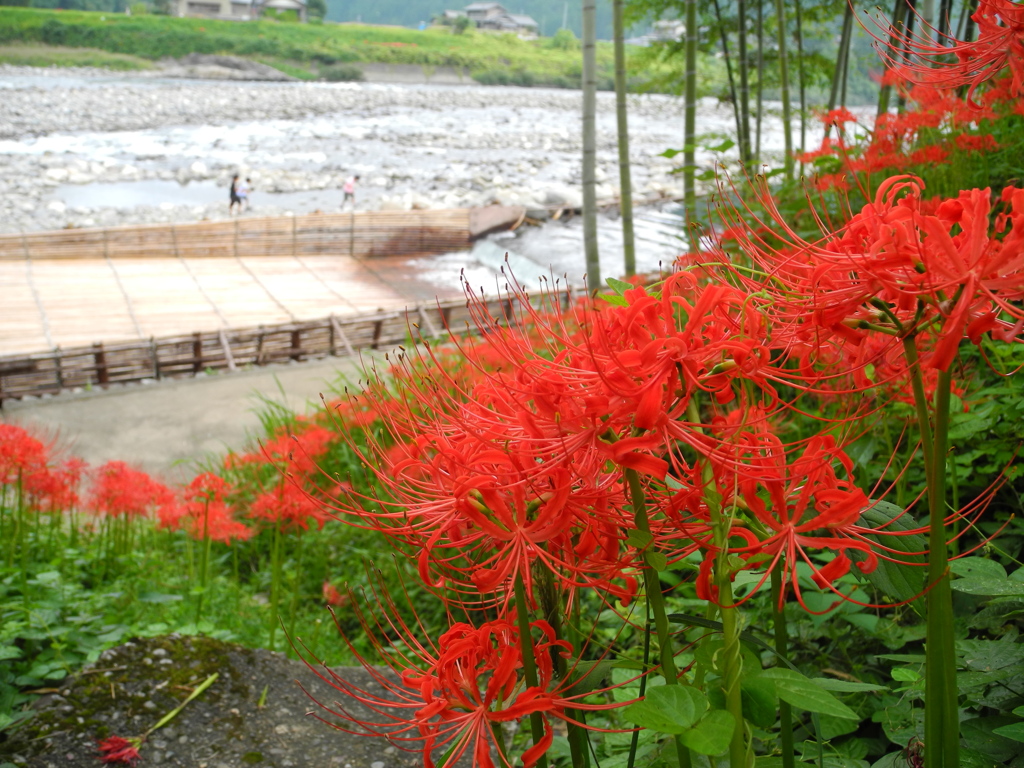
[0, 354, 379, 483]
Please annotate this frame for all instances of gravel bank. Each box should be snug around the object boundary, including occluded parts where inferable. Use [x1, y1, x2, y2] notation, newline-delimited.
[0, 67, 776, 235]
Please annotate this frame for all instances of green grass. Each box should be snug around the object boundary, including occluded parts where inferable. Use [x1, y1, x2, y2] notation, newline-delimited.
[0, 7, 656, 88]
[0, 41, 153, 69]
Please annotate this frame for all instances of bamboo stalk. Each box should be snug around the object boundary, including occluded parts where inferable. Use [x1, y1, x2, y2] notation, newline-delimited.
[878, 0, 910, 119]
[581, 0, 601, 287]
[712, 0, 744, 155]
[737, 0, 753, 164]
[683, 0, 699, 242]
[613, 0, 637, 276]
[755, 0, 764, 162]
[775, 0, 793, 179]
[795, 0, 806, 167]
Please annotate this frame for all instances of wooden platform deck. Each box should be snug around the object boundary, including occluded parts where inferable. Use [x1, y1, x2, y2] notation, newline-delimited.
[0, 207, 528, 402]
[1, 253, 480, 355]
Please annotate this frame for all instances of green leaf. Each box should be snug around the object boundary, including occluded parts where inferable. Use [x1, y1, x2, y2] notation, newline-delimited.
[810, 678, 888, 693]
[606, 277, 633, 295]
[991, 721, 1024, 743]
[626, 529, 653, 550]
[741, 677, 779, 728]
[647, 551, 668, 571]
[599, 294, 628, 306]
[622, 685, 708, 734]
[0, 647, 22, 662]
[758, 669, 859, 719]
[660, 148, 682, 159]
[679, 709, 735, 755]
[949, 557, 1006, 580]
[138, 592, 185, 604]
[703, 139, 735, 153]
[953, 578, 1024, 596]
[854, 500, 925, 605]
[891, 667, 921, 682]
[962, 716, 1023, 761]
[564, 659, 615, 697]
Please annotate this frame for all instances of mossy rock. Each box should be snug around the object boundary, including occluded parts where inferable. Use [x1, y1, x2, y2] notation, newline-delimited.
[0, 635, 413, 768]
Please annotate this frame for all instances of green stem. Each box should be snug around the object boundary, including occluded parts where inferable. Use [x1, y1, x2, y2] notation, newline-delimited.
[927, 367, 958, 768]
[625, 468, 692, 768]
[626, 614, 652, 768]
[704, 466, 748, 767]
[145, 673, 219, 737]
[770, 567, 795, 768]
[196, 499, 211, 626]
[513, 574, 549, 768]
[287, 534, 305, 659]
[269, 520, 283, 651]
[904, 336, 958, 768]
[716, 553, 748, 767]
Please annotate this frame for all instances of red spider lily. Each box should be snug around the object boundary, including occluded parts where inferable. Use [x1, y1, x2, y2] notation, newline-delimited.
[258, 424, 335, 476]
[323, 581, 350, 607]
[249, 479, 327, 532]
[711, 174, 1024, 375]
[87, 461, 176, 520]
[871, 0, 1024, 105]
[0, 424, 49, 487]
[180, 473, 253, 543]
[797, 79, 1007, 187]
[97, 735, 142, 766]
[20, 456, 88, 514]
[301, 604, 630, 768]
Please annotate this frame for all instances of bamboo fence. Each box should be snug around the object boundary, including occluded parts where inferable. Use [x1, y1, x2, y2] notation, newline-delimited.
[0, 209, 478, 262]
[0, 297, 522, 405]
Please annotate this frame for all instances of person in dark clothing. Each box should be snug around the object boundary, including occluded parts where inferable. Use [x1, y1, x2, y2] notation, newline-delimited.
[230, 175, 242, 214]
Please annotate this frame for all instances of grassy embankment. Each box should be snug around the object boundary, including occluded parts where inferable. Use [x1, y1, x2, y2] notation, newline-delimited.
[0, 7, 677, 88]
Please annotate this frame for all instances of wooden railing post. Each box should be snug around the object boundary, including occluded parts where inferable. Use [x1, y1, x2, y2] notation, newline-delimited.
[371, 317, 384, 349]
[219, 330, 237, 371]
[150, 337, 160, 379]
[192, 332, 204, 374]
[290, 329, 302, 361]
[93, 342, 109, 386]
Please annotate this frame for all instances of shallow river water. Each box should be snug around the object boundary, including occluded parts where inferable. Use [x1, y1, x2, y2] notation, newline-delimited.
[0, 68, 853, 285]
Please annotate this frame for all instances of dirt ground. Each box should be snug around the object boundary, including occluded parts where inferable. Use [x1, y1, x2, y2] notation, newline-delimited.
[0, 354, 380, 483]
[0, 635, 415, 768]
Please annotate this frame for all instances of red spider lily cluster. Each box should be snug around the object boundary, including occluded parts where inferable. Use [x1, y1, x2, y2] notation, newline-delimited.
[298, 163, 1022, 763]
[799, 76, 1020, 193]
[1, 424, 84, 511]
[872, 0, 1024, 104]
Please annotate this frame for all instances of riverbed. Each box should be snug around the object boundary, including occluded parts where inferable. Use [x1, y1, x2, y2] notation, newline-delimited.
[0, 66, 835, 282]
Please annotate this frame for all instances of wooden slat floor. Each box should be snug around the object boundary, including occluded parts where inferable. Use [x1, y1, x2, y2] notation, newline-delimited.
[0, 253, 469, 355]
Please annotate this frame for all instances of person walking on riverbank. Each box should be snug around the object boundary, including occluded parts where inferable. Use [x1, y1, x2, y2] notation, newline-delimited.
[342, 175, 359, 210]
[238, 177, 251, 211]
[229, 175, 242, 214]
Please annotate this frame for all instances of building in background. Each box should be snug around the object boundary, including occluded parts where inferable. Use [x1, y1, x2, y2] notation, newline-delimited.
[170, 0, 307, 22]
[454, 3, 538, 37]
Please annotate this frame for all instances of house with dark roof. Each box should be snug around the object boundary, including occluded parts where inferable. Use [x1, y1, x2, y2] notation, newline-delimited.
[460, 3, 539, 36]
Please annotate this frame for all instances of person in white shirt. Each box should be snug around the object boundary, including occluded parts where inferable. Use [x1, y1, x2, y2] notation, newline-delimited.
[238, 177, 251, 211]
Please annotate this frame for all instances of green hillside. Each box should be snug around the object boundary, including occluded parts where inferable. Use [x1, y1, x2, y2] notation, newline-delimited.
[0, 7, 634, 87]
[324, 0, 629, 40]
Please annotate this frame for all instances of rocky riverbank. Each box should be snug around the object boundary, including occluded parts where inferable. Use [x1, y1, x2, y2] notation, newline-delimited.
[0, 67, 780, 235]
